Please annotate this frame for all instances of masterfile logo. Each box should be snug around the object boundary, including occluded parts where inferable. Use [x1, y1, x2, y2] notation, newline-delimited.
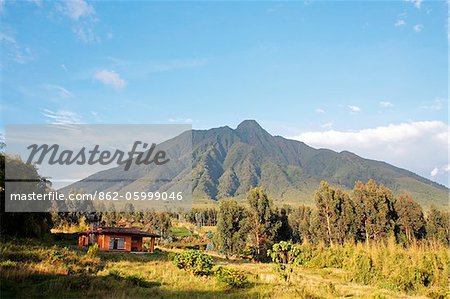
[26, 141, 170, 171]
[4, 124, 193, 212]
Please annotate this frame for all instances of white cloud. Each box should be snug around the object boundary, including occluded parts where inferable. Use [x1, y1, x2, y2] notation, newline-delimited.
[379, 101, 393, 108]
[43, 109, 82, 125]
[421, 98, 446, 111]
[348, 105, 361, 113]
[168, 118, 193, 124]
[72, 25, 98, 44]
[56, 0, 101, 44]
[321, 122, 333, 129]
[315, 108, 325, 114]
[405, 0, 423, 9]
[0, 32, 15, 45]
[41, 84, 74, 99]
[394, 20, 406, 27]
[56, 0, 94, 20]
[0, 31, 34, 64]
[413, 0, 422, 9]
[94, 70, 126, 89]
[431, 164, 450, 178]
[413, 24, 423, 33]
[431, 167, 439, 177]
[0, 0, 5, 14]
[292, 121, 449, 186]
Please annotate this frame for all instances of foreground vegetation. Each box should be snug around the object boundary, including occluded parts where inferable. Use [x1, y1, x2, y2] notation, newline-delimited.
[1, 154, 449, 298]
[1, 236, 448, 298]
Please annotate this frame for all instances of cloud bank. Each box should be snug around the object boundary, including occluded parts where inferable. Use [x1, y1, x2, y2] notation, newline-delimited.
[292, 121, 449, 186]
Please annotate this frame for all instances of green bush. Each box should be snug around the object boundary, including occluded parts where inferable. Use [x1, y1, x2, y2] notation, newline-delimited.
[0, 260, 17, 268]
[106, 269, 156, 288]
[172, 250, 213, 276]
[107, 268, 123, 279]
[268, 241, 300, 283]
[274, 263, 293, 282]
[86, 243, 99, 258]
[167, 252, 177, 262]
[125, 274, 155, 288]
[49, 245, 65, 262]
[214, 266, 249, 288]
[349, 251, 375, 284]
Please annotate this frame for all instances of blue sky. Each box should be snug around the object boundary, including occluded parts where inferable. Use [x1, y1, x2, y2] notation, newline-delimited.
[0, 0, 448, 185]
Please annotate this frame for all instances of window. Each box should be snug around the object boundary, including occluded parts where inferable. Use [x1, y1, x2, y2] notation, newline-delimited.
[109, 237, 125, 250]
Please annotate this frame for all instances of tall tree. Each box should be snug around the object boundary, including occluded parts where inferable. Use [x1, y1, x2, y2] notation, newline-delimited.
[214, 199, 249, 258]
[394, 192, 426, 243]
[289, 205, 313, 243]
[102, 202, 117, 226]
[273, 207, 292, 242]
[335, 188, 357, 244]
[314, 181, 340, 245]
[246, 187, 281, 259]
[0, 154, 53, 237]
[353, 179, 395, 242]
[314, 182, 357, 245]
[154, 212, 171, 238]
[426, 206, 450, 246]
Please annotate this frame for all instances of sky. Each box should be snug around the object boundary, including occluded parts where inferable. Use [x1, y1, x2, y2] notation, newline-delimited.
[0, 0, 448, 186]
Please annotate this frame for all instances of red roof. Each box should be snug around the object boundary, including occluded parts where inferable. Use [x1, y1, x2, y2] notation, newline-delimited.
[78, 227, 160, 237]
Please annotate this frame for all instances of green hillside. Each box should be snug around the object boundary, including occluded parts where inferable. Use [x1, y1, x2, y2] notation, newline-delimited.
[63, 120, 449, 208]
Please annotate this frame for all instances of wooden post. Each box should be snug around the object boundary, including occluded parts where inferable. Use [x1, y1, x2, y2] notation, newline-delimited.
[150, 237, 155, 253]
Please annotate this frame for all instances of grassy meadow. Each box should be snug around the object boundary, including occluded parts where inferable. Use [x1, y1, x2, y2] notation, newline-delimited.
[1, 233, 448, 299]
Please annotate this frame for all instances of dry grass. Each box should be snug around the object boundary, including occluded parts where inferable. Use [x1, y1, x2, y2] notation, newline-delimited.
[0, 237, 447, 298]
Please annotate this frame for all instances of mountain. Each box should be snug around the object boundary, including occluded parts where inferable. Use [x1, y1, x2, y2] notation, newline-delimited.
[62, 120, 449, 208]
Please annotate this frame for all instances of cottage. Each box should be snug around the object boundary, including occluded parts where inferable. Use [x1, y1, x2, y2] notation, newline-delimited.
[78, 227, 160, 253]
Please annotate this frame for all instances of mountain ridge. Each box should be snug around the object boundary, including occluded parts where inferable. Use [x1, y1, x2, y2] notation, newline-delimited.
[62, 120, 448, 208]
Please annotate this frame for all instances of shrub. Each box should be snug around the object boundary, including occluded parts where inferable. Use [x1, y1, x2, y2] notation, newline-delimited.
[268, 241, 300, 264]
[0, 260, 17, 268]
[172, 250, 213, 276]
[167, 252, 177, 262]
[268, 241, 300, 283]
[86, 243, 99, 258]
[49, 245, 65, 262]
[107, 268, 123, 279]
[274, 263, 293, 282]
[214, 266, 249, 288]
[125, 274, 155, 288]
[106, 269, 156, 288]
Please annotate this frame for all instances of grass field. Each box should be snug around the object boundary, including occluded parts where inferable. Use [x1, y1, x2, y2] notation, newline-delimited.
[1, 235, 448, 298]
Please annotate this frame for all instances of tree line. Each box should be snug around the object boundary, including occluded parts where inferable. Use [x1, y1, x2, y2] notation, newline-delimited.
[213, 180, 449, 261]
[1, 154, 448, 253]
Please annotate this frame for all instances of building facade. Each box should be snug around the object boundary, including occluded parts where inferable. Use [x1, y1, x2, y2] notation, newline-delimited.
[78, 227, 160, 253]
